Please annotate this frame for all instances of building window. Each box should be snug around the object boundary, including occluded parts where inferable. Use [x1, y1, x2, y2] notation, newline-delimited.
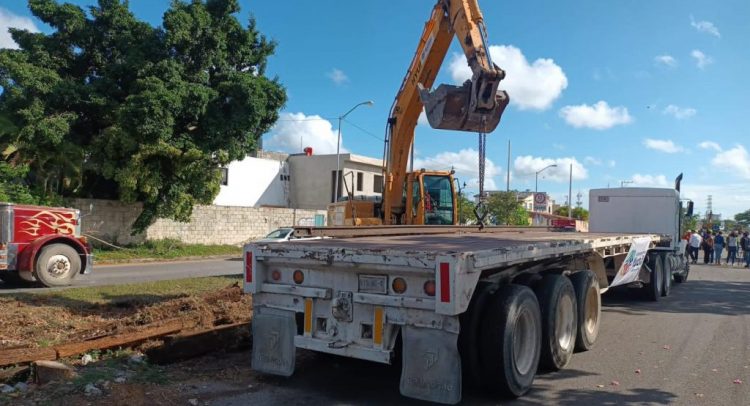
[356, 172, 364, 192]
[219, 168, 228, 186]
[373, 174, 383, 193]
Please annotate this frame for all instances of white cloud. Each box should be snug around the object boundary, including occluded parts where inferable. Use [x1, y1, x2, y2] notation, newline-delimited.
[654, 55, 678, 68]
[630, 174, 669, 187]
[682, 182, 750, 218]
[698, 141, 722, 152]
[414, 149, 500, 190]
[584, 156, 602, 166]
[265, 112, 342, 154]
[559, 101, 633, 130]
[643, 138, 685, 154]
[447, 45, 567, 111]
[712, 145, 750, 180]
[0, 7, 39, 49]
[513, 156, 588, 182]
[691, 50, 713, 69]
[690, 16, 721, 38]
[327, 68, 349, 85]
[662, 104, 696, 119]
[608, 160, 616, 168]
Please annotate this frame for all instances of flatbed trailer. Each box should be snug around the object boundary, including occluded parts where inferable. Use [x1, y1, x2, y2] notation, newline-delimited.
[243, 227, 681, 404]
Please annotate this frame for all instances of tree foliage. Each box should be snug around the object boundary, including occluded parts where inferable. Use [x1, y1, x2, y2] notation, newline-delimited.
[554, 206, 589, 220]
[735, 209, 750, 226]
[0, 0, 286, 232]
[486, 191, 529, 226]
[456, 193, 475, 224]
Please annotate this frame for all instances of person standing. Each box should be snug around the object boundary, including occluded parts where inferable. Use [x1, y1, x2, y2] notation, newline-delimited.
[741, 231, 750, 268]
[727, 231, 739, 266]
[689, 230, 702, 264]
[702, 231, 714, 264]
[714, 231, 725, 265]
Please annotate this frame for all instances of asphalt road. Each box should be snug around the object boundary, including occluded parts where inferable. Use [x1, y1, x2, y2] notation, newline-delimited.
[213, 263, 750, 405]
[0, 257, 242, 294]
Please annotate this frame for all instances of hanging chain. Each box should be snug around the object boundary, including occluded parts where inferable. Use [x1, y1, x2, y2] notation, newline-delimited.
[474, 117, 489, 229]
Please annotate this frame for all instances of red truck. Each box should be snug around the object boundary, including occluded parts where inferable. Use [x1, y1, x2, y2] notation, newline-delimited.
[0, 202, 92, 287]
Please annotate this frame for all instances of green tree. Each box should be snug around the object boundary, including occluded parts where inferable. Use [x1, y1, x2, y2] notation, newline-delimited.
[735, 209, 750, 227]
[554, 206, 589, 220]
[486, 191, 529, 226]
[456, 194, 476, 224]
[0, 0, 286, 232]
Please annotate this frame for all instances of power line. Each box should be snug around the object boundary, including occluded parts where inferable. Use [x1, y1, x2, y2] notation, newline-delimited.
[342, 118, 384, 141]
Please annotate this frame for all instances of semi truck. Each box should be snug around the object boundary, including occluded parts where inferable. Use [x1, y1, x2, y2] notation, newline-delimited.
[0, 202, 92, 287]
[242, 178, 692, 404]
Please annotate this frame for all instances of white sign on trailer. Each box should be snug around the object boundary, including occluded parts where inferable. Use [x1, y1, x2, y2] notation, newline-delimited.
[610, 237, 652, 287]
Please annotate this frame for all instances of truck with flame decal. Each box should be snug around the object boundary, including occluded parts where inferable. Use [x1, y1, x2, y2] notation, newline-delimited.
[0, 203, 92, 287]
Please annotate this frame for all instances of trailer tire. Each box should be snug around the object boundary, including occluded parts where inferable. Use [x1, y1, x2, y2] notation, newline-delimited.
[534, 275, 577, 371]
[479, 284, 541, 397]
[647, 255, 663, 302]
[34, 243, 80, 287]
[458, 281, 494, 387]
[569, 270, 600, 352]
[674, 260, 689, 283]
[661, 255, 672, 297]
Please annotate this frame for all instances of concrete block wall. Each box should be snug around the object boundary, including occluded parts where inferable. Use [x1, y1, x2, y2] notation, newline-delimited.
[71, 199, 326, 246]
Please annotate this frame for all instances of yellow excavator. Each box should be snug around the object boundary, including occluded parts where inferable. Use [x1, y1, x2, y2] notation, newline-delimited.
[328, 0, 508, 226]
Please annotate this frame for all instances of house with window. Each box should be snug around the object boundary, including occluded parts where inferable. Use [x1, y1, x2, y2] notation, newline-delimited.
[287, 153, 384, 210]
[213, 150, 290, 207]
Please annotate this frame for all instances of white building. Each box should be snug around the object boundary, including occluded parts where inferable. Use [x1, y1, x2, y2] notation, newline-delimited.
[213, 152, 290, 207]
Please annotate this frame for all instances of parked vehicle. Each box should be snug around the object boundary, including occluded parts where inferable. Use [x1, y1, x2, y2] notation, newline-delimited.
[0, 203, 92, 287]
[256, 228, 295, 243]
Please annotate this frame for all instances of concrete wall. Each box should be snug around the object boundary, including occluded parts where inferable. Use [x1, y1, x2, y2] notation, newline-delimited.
[213, 156, 288, 207]
[72, 199, 326, 246]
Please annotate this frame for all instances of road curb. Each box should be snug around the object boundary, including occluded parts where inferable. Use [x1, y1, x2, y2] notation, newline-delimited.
[94, 254, 241, 266]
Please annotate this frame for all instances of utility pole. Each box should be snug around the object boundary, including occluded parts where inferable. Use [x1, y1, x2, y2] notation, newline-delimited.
[506, 139, 511, 192]
[576, 191, 583, 209]
[568, 163, 572, 219]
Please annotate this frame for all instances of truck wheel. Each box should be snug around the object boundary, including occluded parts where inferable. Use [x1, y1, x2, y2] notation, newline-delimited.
[0, 272, 24, 285]
[458, 281, 493, 388]
[34, 243, 80, 287]
[674, 260, 689, 283]
[534, 274, 577, 371]
[479, 284, 541, 397]
[647, 255, 663, 302]
[661, 255, 672, 297]
[569, 270, 600, 352]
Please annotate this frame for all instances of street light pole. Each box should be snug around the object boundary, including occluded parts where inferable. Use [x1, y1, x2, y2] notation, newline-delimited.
[334, 100, 374, 203]
[535, 164, 558, 194]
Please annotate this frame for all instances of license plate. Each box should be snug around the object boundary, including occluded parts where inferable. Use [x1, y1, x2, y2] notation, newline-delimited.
[358, 275, 388, 294]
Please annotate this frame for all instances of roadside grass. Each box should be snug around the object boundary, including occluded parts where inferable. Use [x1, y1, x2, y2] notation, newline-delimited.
[21, 274, 243, 305]
[93, 238, 242, 263]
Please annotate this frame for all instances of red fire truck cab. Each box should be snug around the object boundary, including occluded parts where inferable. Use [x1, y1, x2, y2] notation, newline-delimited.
[0, 202, 92, 287]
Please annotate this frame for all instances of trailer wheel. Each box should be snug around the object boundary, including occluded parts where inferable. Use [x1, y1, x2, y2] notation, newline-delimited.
[646, 255, 663, 301]
[674, 260, 689, 283]
[661, 255, 672, 297]
[34, 243, 80, 287]
[458, 282, 493, 388]
[534, 275, 577, 371]
[479, 284, 541, 397]
[569, 270, 600, 352]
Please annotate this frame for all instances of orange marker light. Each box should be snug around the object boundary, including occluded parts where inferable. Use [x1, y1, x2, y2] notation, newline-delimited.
[293, 270, 305, 284]
[423, 280, 436, 297]
[392, 277, 407, 294]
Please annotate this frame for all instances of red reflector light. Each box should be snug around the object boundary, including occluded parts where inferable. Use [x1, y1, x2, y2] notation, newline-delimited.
[245, 251, 253, 283]
[271, 270, 281, 281]
[439, 262, 450, 303]
[293, 270, 304, 284]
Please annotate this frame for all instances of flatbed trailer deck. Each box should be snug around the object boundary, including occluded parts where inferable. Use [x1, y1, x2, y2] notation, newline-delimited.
[244, 227, 675, 404]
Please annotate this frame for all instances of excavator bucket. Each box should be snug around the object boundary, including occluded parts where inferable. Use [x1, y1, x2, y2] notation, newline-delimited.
[419, 82, 509, 133]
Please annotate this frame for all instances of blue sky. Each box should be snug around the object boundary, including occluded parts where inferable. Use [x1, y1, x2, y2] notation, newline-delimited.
[2, 0, 749, 218]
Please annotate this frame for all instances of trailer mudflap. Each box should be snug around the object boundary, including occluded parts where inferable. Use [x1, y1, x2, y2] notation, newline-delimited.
[251, 308, 296, 377]
[400, 325, 461, 405]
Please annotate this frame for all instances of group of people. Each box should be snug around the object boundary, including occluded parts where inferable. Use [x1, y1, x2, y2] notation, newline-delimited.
[686, 229, 750, 267]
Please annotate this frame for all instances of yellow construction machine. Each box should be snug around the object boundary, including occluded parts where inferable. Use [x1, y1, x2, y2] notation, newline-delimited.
[329, 0, 508, 226]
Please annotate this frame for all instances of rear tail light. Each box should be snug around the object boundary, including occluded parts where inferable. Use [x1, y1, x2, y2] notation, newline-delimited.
[424, 280, 436, 297]
[293, 270, 305, 284]
[244, 252, 253, 283]
[392, 277, 407, 294]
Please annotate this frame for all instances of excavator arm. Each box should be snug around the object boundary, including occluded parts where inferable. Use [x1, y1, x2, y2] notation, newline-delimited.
[382, 0, 508, 224]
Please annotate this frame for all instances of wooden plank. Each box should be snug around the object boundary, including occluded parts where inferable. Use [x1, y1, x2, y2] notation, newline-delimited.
[146, 322, 251, 365]
[0, 347, 56, 368]
[53, 320, 184, 358]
